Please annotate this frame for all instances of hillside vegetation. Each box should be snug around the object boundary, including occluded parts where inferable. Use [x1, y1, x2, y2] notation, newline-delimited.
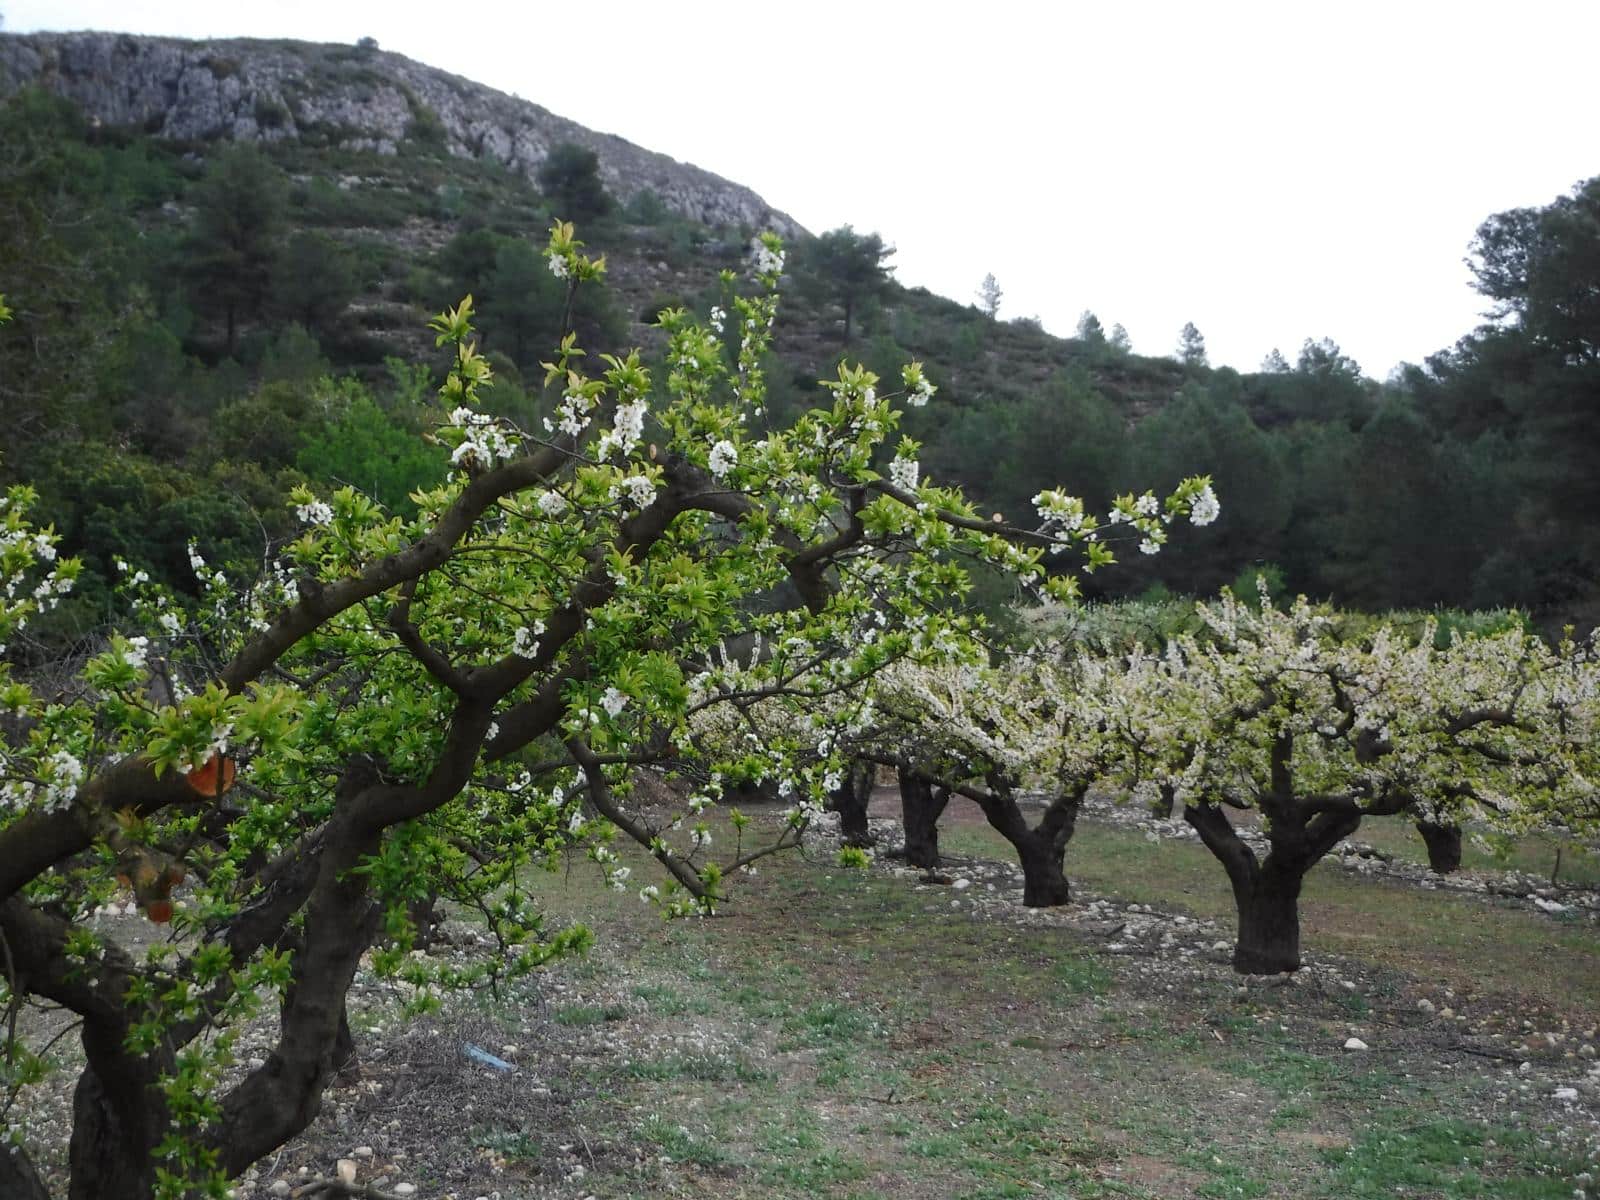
[1, 32, 1596, 637]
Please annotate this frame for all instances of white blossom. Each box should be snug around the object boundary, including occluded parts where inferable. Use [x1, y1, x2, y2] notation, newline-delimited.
[512, 620, 545, 659]
[751, 239, 784, 276]
[122, 636, 150, 670]
[615, 474, 656, 509]
[901, 363, 937, 408]
[888, 455, 920, 492]
[708, 439, 738, 480]
[295, 499, 334, 527]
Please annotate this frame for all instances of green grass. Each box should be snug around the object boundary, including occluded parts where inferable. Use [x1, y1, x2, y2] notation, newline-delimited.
[553, 1001, 630, 1026]
[1319, 1118, 1588, 1199]
[639, 1114, 733, 1169]
[1350, 819, 1600, 888]
[943, 818, 1600, 1021]
[489, 809, 1599, 1200]
[630, 982, 711, 1016]
[622, 1052, 772, 1084]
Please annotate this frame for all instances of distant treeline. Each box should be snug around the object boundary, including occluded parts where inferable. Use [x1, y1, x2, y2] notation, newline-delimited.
[1, 86, 1595, 640]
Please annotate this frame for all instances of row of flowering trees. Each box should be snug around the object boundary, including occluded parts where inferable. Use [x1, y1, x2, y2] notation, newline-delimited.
[703, 587, 1596, 975]
[0, 233, 1220, 1200]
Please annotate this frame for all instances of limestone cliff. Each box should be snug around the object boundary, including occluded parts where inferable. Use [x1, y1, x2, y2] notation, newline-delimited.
[0, 31, 804, 237]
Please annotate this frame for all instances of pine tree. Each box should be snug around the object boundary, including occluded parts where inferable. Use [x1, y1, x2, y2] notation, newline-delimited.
[977, 272, 1003, 319]
[1177, 321, 1208, 367]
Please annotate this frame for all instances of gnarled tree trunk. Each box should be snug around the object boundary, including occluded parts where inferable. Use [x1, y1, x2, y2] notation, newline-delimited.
[1229, 856, 1311, 975]
[1415, 818, 1463, 874]
[1016, 832, 1072, 906]
[828, 760, 876, 848]
[2, 1134, 54, 1200]
[1148, 782, 1177, 819]
[1185, 797, 1360, 974]
[899, 770, 950, 868]
[67, 1027, 169, 1200]
[965, 777, 1085, 908]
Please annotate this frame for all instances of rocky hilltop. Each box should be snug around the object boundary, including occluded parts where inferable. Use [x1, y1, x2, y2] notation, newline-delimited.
[0, 31, 804, 237]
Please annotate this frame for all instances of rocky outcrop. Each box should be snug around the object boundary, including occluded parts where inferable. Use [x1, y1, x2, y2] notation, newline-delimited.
[0, 31, 804, 237]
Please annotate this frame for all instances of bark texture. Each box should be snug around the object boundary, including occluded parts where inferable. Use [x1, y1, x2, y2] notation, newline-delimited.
[829, 760, 876, 848]
[1415, 819, 1463, 874]
[898, 770, 950, 869]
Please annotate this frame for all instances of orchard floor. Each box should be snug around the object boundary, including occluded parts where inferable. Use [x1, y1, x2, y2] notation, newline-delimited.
[198, 800, 1600, 1200]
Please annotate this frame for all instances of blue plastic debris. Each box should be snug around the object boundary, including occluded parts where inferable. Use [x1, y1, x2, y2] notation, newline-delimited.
[462, 1042, 514, 1072]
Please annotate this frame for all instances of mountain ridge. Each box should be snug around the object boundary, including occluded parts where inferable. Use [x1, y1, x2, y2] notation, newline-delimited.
[0, 30, 806, 238]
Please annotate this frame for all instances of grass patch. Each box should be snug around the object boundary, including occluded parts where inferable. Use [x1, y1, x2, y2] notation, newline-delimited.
[1319, 1118, 1587, 1198]
[944, 818, 1600, 1022]
[553, 1001, 630, 1026]
[781, 1000, 879, 1047]
[469, 1127, 541, 1161]
[639, 1114, 732, 1169]
[631, 982, 711, 1016]
[501, 809, 1599, 1200]
[623, 1052, 772, 1084]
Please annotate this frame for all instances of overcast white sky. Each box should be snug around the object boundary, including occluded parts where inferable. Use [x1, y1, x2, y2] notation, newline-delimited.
[8, 1, 1599, 376]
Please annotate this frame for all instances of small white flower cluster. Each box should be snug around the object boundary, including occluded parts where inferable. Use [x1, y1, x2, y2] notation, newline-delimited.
[1189, 484, 1221, 526]
[295, 499, 334, 527]
[116, 559, 150, 586]
[597, 394, 649, 460]
[709, 305, 727, 334]
[547, 251, 569, 280]
[546, 385, 597, 439]
[689, 825, 712, 850]
[1032, 489, 1090, 539]
[449, 407, 519, 470]
[590, 844, 632, 891]
[601, 686, 629, 717]
[751, 238, 785, 276]
[708, 439, 738, 481]
[536, 489, 568, 517]
[269, 558, 300, 607]
[900, 362, 937, 408]
[610, 474, 657, 510]
[196, 722, 235, 766]
[888, 454, 920, 493]
[40, 749, 85, 813]
[122, 636, 150, 670]
[27, 568, 72, 612]
[512, 620, 546, 659]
